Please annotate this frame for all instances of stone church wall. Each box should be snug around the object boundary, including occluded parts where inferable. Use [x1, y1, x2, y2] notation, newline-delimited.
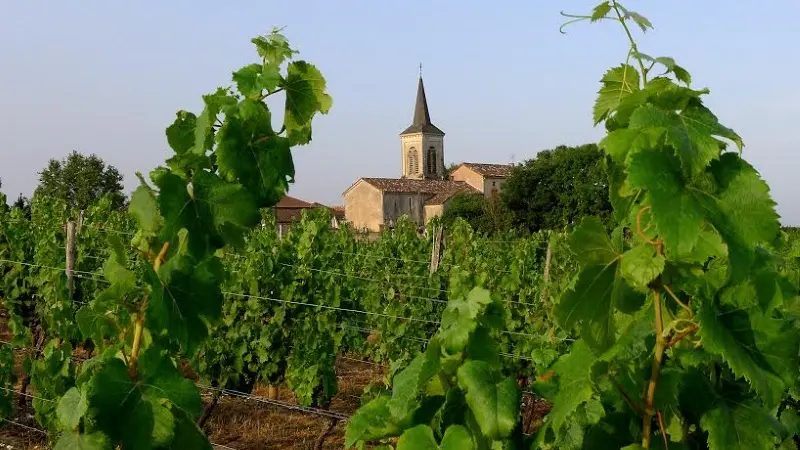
[344, 182, 384, 232]
[383, 192, 427, 227]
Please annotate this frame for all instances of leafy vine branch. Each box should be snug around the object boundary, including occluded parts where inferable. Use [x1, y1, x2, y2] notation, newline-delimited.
[0, 29, 334, 449]
[346, 2, 800, 449]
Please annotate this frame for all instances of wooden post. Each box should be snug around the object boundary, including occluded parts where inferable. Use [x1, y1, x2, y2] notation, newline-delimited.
[77, 210, 84, 233]
[539, 237, 553, 305]
[65, 221, 76, 300]
[430, 225, 443, 274]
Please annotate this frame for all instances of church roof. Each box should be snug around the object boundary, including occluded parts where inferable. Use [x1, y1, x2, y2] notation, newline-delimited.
[346, 177, 480, 205]
[456, 162, 513, 178]
[400, 77, 445, 136]
[424, 183, 481, 206]
[359, 177, 463, 194]
[276, 195, 314, 209]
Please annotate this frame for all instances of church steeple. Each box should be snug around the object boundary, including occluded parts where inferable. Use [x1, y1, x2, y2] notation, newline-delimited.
[400, 73, 446, 180]
[401, 76, 445, 136]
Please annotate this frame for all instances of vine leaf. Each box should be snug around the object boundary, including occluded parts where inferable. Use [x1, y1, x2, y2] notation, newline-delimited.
[129, 185, 160, 233]
[456, 360, 520, 440]
[85, 349, 202, 449]
[53, 432, 111, 450]
[344, 396, 402, 447]
[282, 61, 333, 145]
[252, 30, 296, 66]
[388, 344, 441, 420]
[620, 244, 665, 293]
[543, 341, 596, 434]
[215, 100, 294, 206]
[701, 400, 776, 450]
[702, 153, 781, 279]
[396, 424, 473, 450]
[165, 111, 197, 155]
[594, 64, 641, 125]
[146, 252, 224, 353]
[628, 102, 742, 175]
[233, 64, 266, 98]
[438, 287, 493, 354]
[56, 387, 87, 431]
[556, 218, 642, 350]
[697, 301, 798, 408]
[626, 149, 703, 257]
[591, 2, 612, 21]
[616, 4, 653, 32]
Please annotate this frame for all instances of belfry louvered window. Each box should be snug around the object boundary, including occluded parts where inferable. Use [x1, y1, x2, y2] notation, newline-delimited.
[407, 147, 419, 174]
[427, 146, 436, 175]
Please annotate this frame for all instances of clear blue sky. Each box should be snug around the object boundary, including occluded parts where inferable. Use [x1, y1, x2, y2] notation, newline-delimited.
[1, 1, 798, 225]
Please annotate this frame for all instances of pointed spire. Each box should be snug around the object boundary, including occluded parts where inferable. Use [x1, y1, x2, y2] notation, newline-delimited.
[412, 77, 432, 127]
[401, 73, 444, 136]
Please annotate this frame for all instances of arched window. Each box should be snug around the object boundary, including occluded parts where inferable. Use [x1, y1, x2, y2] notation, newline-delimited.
[407, 147, 419, 174]
[427, 146, 437, 175]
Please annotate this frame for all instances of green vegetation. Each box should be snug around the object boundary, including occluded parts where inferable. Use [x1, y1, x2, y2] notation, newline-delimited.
[346, 2, 800, 449]
[35, 151, 127, 212]
[1, 2, 799, 449]
[1, 29, 332, 448]
[501, 143, 612, 233]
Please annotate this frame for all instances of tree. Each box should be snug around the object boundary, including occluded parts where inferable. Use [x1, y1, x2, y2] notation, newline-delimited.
[12, 194, 31, 219]
[34, 151, 125, 211]
[501, 143, 612, 232]
[442, 192, 513, 234]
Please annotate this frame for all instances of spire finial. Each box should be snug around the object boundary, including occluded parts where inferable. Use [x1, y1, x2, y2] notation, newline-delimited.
[419, 63, 423, 78]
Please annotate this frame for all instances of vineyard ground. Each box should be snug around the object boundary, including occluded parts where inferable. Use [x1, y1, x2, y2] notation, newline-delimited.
[0, 313, 552, 449]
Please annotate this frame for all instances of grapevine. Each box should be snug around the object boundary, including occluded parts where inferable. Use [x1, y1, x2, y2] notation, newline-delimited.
[12, 29, 333, 449]
[539, 2, 800, 449]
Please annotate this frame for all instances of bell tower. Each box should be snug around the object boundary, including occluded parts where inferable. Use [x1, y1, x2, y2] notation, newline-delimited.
[400, 72, 445, 180]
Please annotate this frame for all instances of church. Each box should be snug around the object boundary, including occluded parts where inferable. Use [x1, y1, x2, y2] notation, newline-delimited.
[342, 76, 512, 233]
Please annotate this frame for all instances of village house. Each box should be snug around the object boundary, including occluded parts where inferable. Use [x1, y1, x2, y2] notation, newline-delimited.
[272, 195, 343, 236]
[342, 76, 512, 232]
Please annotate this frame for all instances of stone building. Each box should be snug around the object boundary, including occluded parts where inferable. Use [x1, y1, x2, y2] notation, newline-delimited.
[449, 162, 512, 199]
[273, 195, 343, 236]
[343, 76, 512, 232]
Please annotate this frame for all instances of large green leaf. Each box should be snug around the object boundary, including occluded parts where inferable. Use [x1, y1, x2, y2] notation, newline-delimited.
[628, 103, 741, 175]
[56, 387, 87, 431]
[438, 287, 493, 354]
[85, 350, 204, 449]
[281, 61, 332, 145]
[215, 99, 294, 207]
[165, 111, 197, 155]
[626, 149, 704, 256]
[53, 432, 111, 450]
[620, 244, 665, 293]
[545, 341, 597, 434]
[396, 424, 474, 450]
[456, 360, 520, 440]
[701, 400, 776, 450]
[146, 253, 224, 353]
[593, 64, 641, 125]
[388, 344, 441, 420]
[344, 396, 402, 448]
[697, 301, 798, 408]
[129, 185, 161, 234]
[557, 219, 642, 350]
[702, 153, 781, 279]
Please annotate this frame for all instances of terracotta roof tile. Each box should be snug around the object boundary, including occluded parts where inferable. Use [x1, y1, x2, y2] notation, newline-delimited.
[275, 208, 305, 223]
[425, 183, 481, 206]
[276, 195, 314, 208]
[459, 162, 512, 178]
[361, 178, 467, 194]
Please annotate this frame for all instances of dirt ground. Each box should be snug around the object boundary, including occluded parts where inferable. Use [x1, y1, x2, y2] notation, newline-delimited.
[0, 317, 550, 449]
